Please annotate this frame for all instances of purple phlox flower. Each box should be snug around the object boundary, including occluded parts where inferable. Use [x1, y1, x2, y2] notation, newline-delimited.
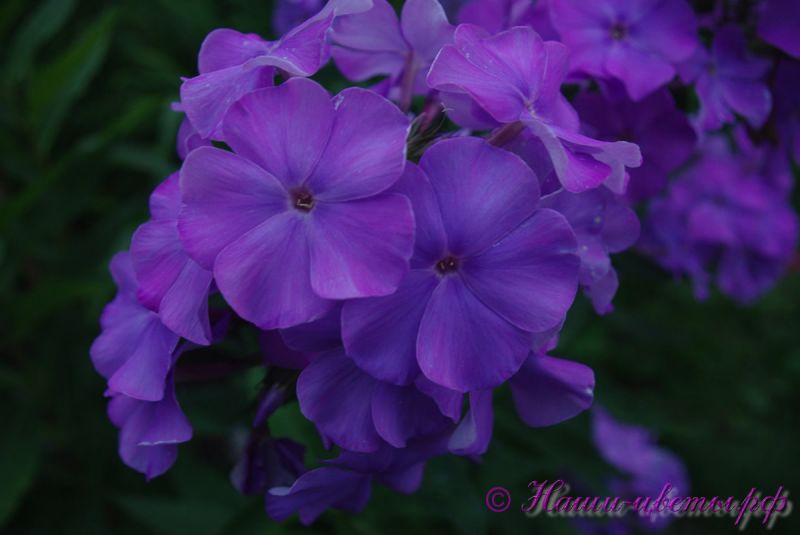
[180, 0, 372, 138]
[106, 368, 192, 480]
[90, 252, 180, 401]
[550, 0, 698, 101]
[573, 86, 697, 201]
[427, 24, 642, 193]
[296, 348, 455, 453]
[231, 430, 306, 495]
[448, 343, 595, 457]
[170, 102, 212, 159]
[640, 135, 798, 303]
[330, 0, 454, 109]
[266, 436, 446, 524]
[678, 25, 772, 132]
[342, 137, 580, 392]
[758, 0, 800, 58]
[510, 349, 595, 427]
[732, 125, 794, 195]
[457, 0, 558, 40]
[540, 188, 639, 314]
[772, 59, 800, 165]
[273, 0, 326, 36]
[178, 78, 414, 329]
[592, 406, 689, 532]
[131, 172, 214, 345]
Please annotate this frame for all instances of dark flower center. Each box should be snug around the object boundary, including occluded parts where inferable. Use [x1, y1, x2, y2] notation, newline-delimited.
[436, 256, 459, 275]
[610, 22, 627, 41]
[292, 189, 314, 212]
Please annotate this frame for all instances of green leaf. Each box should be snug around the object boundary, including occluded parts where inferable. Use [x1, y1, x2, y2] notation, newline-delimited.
[115, 495, 237, 535]
[27, 8, 117, 155]
[3, 0, 77, 86]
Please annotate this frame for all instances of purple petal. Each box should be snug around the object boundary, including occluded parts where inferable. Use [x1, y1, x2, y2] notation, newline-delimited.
[342, 270, 438, 385]
[417, 276, 532, 392]
[605, 44, 676, 101]
[261, 330, 312, 370]
[222, 78, 335, 190]
[377, 462, 426, 493]
[414, 375, 462, 422]
[280, 304, 344, 354]
[759, 0, 800, 57]
[197, 29, 270, 73]
[178, 147, 288, 269]
[448, 390, 493, 455]
[510, 353, 595, 427]
[131, 220, 187, 311]
[158, 259, 213, 345]
[389, 163, 448, 268]
[214, 211, 335, 329]
[401, 0, 454, 62]
[371, 382, 451, 448]
[106, 317, 179, 401]
[180, 65, 274, 139]
[296, 350, 382, 452]
[461, 208, 580, 333]
[266, 467, 372, 525]
[306, 194, 414, 299]
[331, 0, 407, 81]
[306, 87, 410, 202]
[421, 137, 539, 256]
[119, 442, 177, 481]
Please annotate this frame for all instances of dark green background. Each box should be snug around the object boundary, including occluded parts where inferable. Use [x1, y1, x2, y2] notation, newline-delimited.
[1, 0, 798, 533]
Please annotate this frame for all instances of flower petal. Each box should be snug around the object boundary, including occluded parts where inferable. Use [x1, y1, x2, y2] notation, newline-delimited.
[215, 211, 335, 329]
[296, 350, 382, 452]
[510, 354, 595, 427]
[178, 147, 288, 269]
[461, 208, 579, 333]
[448, 390, 493, 455]
[222, 78, 335, 190]
[417, 275, 532, 392]
[307, 194, 414, 299]
[342, 270, 437, 385]
[421, 137, 539, 256]
[306, 87, 410, 201]
[371, 382, 451, 448]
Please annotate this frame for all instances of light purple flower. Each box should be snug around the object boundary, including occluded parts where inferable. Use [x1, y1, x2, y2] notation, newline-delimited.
[679, 25, 772, 132]
[342, 137, 580, 392]
[773, 59, 800, 165]
[550, 0, 698, 101]
[273, 0, 325, 36]
[131, 173, 214, 345]
[106, 369, 192, 480]
[331, 0, 454, 108]
[90, 252, 179, 401]
[640, 135, 798, 303]
[457, 0, 558, 40]
[540, 188, 640, 314]
[758, 0, 800, 58]
[180, 0, 372, 138]
[178, 78, 413, 329]
[592, 407, 689, 531]
[427, 25, 642, 193]
[297, 349, 454, 452]
[573, 87, 697, 201]
[231, 433, 306, 495]
[267, 437, 445, 524]
[510, 351, 595, 427]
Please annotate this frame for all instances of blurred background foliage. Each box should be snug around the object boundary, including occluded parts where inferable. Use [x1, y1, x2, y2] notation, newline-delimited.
[0, 0, 798, 533]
